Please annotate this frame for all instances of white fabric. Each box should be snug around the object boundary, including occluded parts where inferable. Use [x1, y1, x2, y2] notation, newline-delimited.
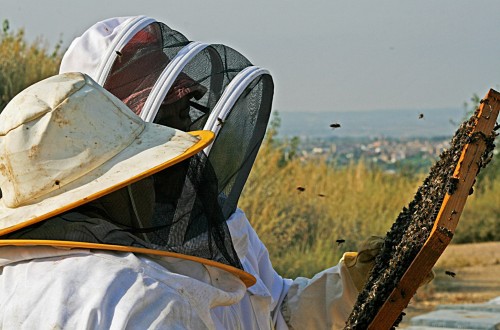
[489, 296, 500, 305]
[0, 246, 246, 329]
[0, 209, 358, 329]
[59, 16, 134, 80]
[282, 262, 359, 329]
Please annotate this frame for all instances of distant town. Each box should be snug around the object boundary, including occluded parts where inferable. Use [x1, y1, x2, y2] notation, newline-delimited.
[286, 136, 451, 173]
[275, 109, 469, 173]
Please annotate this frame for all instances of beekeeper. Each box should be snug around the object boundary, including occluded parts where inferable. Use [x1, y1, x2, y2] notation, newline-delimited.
[39, 16, 405, 330]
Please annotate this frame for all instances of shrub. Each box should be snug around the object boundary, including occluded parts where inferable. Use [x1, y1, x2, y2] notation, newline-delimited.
[0, 19, 62, 111]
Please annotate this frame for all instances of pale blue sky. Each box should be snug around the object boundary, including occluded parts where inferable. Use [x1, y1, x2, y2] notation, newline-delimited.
[3, 0, 500, 113]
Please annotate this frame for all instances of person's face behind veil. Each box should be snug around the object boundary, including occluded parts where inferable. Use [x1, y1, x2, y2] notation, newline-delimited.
[154, 96, 192, 131]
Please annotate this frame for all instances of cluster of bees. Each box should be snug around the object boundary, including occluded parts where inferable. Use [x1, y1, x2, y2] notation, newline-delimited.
[344, 106, 498, 329]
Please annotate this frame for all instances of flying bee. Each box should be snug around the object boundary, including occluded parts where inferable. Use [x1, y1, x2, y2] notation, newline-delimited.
[216, 117, 225, 127]
[330, 123, 341, 129]
[336, 239, 345, 246]
[445, 270, 456, 278]
[296, 186, 305, 192]
[418, 113, 424, 119]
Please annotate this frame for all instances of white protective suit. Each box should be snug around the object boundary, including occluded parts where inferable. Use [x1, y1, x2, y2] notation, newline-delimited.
[0, 209, 358, 330]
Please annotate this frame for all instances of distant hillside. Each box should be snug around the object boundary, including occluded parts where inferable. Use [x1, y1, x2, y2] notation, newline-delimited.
[278, 108, 465, 138]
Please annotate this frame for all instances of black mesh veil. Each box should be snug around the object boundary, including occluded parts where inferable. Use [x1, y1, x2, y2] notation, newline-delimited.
[208, 74, 274, 218]
[3, 19, 274, 272]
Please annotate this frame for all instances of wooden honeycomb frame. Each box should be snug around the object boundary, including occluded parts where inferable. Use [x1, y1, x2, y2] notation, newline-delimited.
[368, 89, 500, 329]
[345, 90, 500, 330]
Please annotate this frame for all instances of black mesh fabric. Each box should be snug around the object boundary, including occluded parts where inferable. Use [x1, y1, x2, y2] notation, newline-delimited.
[208, 74, 274, 218]
[4, 213, 154, 250]
[180, 44, 253, 131]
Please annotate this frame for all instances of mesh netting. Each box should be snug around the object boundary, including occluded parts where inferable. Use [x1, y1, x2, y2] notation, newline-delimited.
[103, 22, 191, 117]
[208, 74, 274, 218]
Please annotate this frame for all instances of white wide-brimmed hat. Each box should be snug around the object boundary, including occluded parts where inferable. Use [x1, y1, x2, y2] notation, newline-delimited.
[0, 72, 212, 236]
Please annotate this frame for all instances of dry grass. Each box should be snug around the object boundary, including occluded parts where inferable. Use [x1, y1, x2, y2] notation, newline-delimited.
[436, 241, 500, 268]
[240, 144, 421, 278]
[0, 20, 62, 111]
[454, 177, 500, 243]
[240, 140, 499, 279]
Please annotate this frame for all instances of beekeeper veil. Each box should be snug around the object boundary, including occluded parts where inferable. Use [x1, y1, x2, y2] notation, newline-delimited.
[58, 16, 273, 264]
